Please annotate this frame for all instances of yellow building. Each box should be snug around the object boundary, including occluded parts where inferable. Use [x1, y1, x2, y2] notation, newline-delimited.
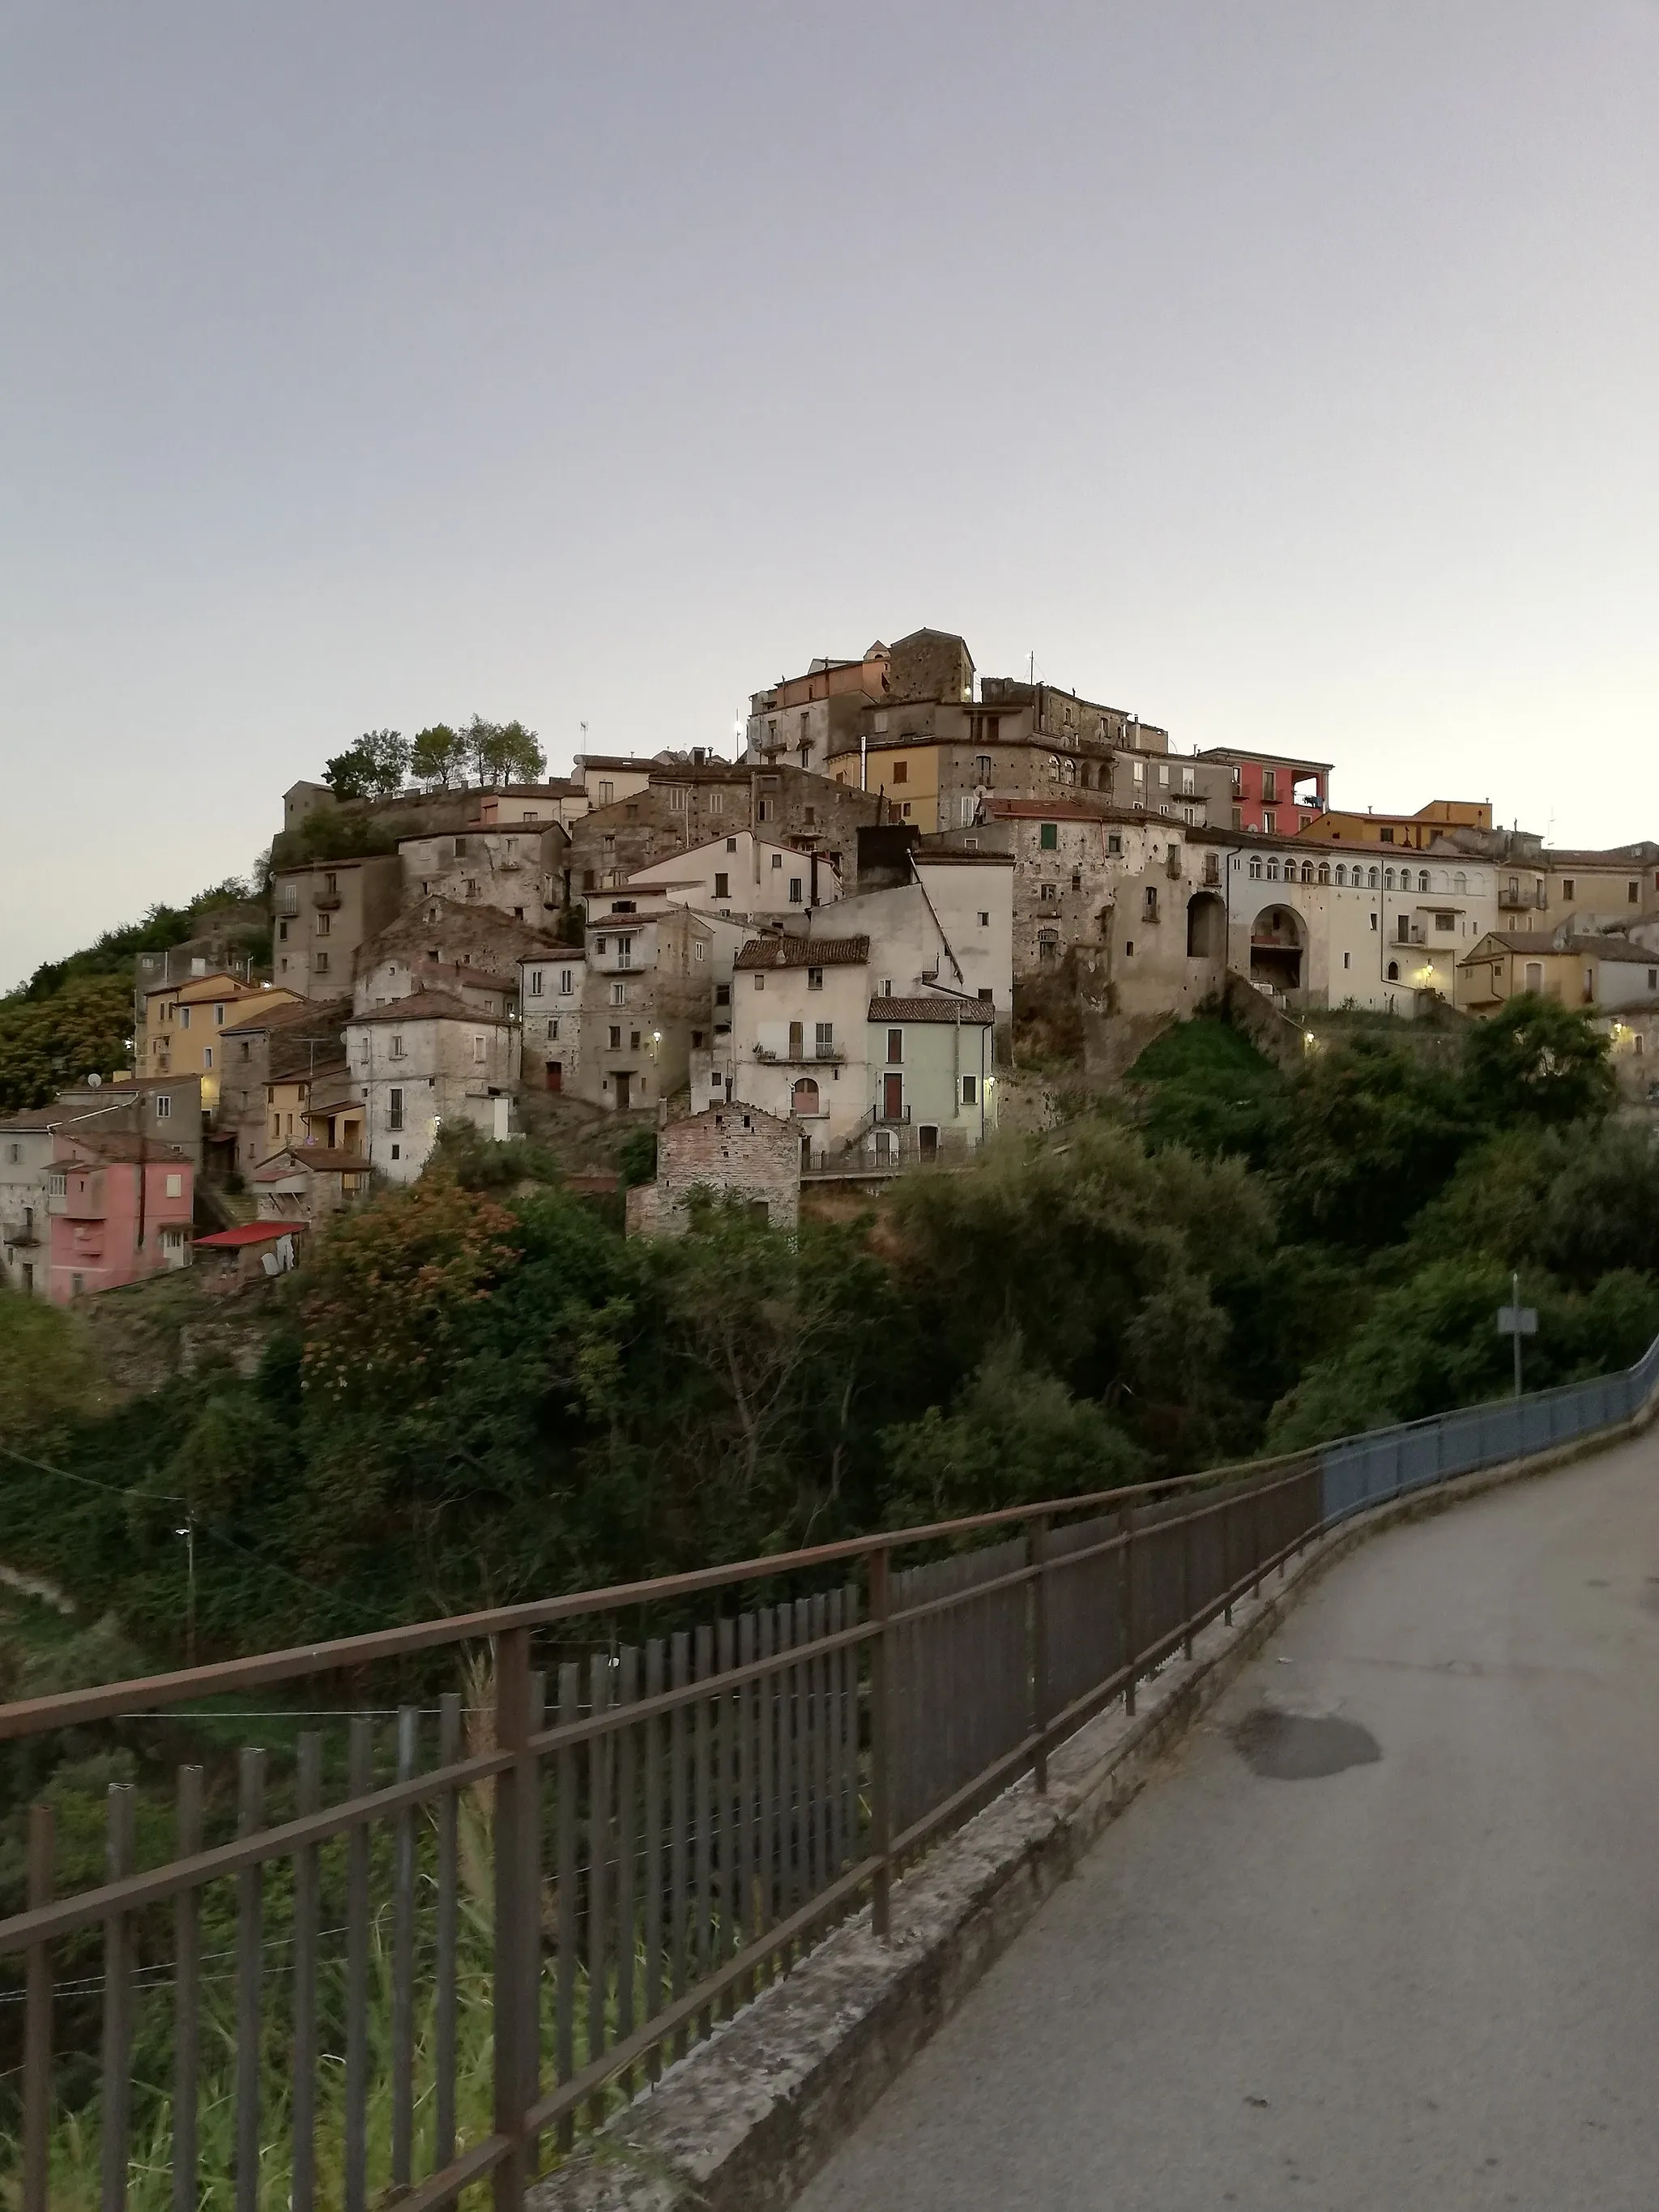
[1456, 931, 1659, 1015]
[139, 974, 299, 1109]
[824, 737, 942, 827]
[1298, 799, 1493, 852]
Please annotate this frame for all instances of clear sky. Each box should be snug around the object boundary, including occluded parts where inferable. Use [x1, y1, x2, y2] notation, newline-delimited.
[2, 2, 1656, 986]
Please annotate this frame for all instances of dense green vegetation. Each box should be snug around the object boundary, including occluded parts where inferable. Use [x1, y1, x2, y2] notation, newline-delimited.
[3, 995, 1653, 1679]
[0, 881, 269, 1110]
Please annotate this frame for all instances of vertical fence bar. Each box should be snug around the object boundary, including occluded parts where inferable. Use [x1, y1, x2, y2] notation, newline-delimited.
[1120, 1508, 1137, 1720]
[668, 1630, 689, 2059]
[1252, 1480, 1264, 1600]
[868, 1548, 892, 1940]
[737, 1610, 757, 1993]
[643, 1640, 664, 2078]
[435, 1694, 462, 2179]
[586, 1652, 612, 2125]
[171, 1768, 203, 2212]
[810, 1592, 831, 1907]
[22, 1802, 53, 2212]
[693, 1624, 714, 2038]
[1031, 1516, 1051, 1792]
[391, 1707, 419, 2196]
[555, 1661, 579, 2149]
[1181, 1502, 1195, 1660]
[826, 1590, 846, 1877]
[841, 1586, 860, 1873]
[234, 1750, 266, 2212]
[493, 1626, 535, 2211]
[344, 1715, 373, 2212]
[289, 1737, 318, 2212]
[792, 1598, 813, 1907]
[100, 1783, 136, 2212]
[773, 1605, 795, 1929]
[616, 1644, 638, 2096]
[716, 1615, 736, 2008]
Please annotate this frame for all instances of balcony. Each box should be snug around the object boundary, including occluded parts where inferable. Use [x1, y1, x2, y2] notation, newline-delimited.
[1, 1218, 39, 1247]
[1499, 884, 1546, 910]
[752, 1044, 846, 1065]
[312, 891, 341, 910]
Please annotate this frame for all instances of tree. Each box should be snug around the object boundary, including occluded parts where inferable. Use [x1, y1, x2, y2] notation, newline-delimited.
[0, 1291, 95, 1441]
[0, 974, 134, 1112]
[410, 722, 468, 789]
[1463, 995, 1616, 1127]
[463, 715, 546, 787]
[322, 728, 409, 802]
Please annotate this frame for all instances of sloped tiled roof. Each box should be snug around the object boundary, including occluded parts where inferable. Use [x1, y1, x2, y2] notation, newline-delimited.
[734, 935, 870, 971]
[867, 996, 995, 1025]
[348, 990, 503, 1026]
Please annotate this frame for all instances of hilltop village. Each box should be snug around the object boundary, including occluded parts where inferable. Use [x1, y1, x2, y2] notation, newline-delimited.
[4, 624, 1657, 1298]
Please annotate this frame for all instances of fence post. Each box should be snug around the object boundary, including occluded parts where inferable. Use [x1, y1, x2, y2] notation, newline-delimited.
[1120, 1504, 1137, 1719]
[493, 1626, 536, 2212]
[1181, 1502, 1195, 1660]
[868, 1548, 893, 1938]
[23, 1803, 53, 2212]
[1251, 1480, 1264, 1600]
[1031, 1515, 1051, 1794]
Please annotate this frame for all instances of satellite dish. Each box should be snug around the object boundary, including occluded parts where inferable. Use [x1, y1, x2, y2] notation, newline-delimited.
[86, 1072, 102, 1088]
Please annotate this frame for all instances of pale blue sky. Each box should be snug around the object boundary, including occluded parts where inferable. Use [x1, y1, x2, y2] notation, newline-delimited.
[3, 2, 1656, 984]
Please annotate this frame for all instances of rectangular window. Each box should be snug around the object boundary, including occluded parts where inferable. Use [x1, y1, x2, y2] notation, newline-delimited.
[770, 852, 783, 869]
[695, 941, 706, 962]
[1380, 825, 1395, 844]
[788, 877, 803, 903]
[893, 761, 908, 786]
[1260, 810, 1276, 835]
[887, 1029, 902, 1063]
[559, 969, 574, 995]
[715, 983, 731, 1007]
[472, 1035, 486, 1063]
[1262, 769, 1277, 803]
[815, 1022, 834, 1056]
[214, 1003, 225, 1025]
[390, 1034, 405, 1059]
[616, 936, 633, 969]
[714, 872, 729, 898]
[599, 780, 614, 803]
[808, 967, 824, 991]
[316, 910, 331, 936]
[611, 982, 626, 1005]
[202, 1046, 212, 1069]
[1107, 833, 1122, 855]
[609, 1025, 622, 1048]
[1629, 881, 1640, 903]
[1563, 878, 1575, 900]
[1158, 764, 1170, 787]
[667, 786, 686, 811]
[978, 911, 990, 927]
[529, 970, 544, 995]
[1040, 883, 1058, 902]
[962, 1076, 977, 1106]
[165, 1172, 183, 1198]
[181, 1006, 191, 1030]
[154, 1093, 171, 1119]
[1039, 822, 1058, 850]
[314, 952, 330, 973]
[388, 1088, 404, 1131]
[549, 1019, 560, 1041]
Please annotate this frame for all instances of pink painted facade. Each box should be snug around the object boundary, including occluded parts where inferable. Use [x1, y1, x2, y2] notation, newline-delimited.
[1196, 748, 1332, 836]
[48, 1134, 194, 1304]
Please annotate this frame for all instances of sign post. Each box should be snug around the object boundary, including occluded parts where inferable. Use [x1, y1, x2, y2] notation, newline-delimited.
[1496, 1270, 1539, 1399]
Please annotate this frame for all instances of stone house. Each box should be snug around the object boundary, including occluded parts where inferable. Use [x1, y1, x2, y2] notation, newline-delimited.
[47, 1133, 194, 1303]
[250, 1145, 371, 1221]
[472, 781, 589, 830]
[0, 1110, 55, 1297]
[194, 1220, 307, 1291]
[218, 998, 352, 1174]
[621, 831, 845, 923]
[518, 953, 586, 1092]
[1456, 933, 1659, 1016]
[50, 1075, 207, 1174]
[731, 935, 872, 1155]
[344, 991, 517, 1183]
[1541, 846, 1659, 934]
[625, 1106, 801, 1237]
[745, 642, 892, 776]
[352, 955, 514, 1018]
[357, 895, 562, 995]
[272, 855, 403, 999]
[397, 822, 568, 924]
[571, 905, 748, 1114]
[1593, 1005, 1659, 1107]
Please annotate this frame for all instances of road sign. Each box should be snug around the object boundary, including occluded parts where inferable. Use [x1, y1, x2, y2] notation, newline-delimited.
[1496, 1306, 1538, 1337]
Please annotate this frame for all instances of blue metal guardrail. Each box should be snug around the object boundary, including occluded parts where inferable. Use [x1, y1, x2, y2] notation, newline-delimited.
[1319, 1328, 1659, 1526]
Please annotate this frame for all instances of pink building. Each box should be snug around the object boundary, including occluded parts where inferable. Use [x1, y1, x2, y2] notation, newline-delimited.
[1194, 748, 1332, 836]
[47, 1133, 194, 1304]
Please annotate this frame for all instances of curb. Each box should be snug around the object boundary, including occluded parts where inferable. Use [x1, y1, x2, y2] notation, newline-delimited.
[528, 1409, 1653, 2212]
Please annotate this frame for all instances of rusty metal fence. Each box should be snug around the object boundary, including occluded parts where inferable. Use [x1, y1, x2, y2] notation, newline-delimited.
[2, 1332, 1655, 2210]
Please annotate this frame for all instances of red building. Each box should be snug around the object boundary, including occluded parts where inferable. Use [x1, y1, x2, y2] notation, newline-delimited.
[47, 1132, 194, 1304]
[1195, 748, 1332, 836]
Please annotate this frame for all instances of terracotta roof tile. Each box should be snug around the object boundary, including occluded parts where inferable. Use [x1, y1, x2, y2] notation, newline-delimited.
[734, 935, 870, 971]
[867, 996, 995, 1024]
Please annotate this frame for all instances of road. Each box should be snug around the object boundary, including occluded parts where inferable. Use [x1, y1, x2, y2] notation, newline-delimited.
[796, 1434, 1659, 2212]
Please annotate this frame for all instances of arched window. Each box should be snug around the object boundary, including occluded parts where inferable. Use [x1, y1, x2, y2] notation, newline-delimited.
[1267, 858, 1281, 880]
[1368, 867, 1380, 889]
[791, 1077, 821, 1117]
[1317, 863, 1331, 886]
[1418, 869, 1431, 893]
[1455, 871, 1468, 893]
[1301, 861, 1316, 884]
[1249, 856, 1264, 879]
[1386, 960, 1400, 982]
[1385, 868, 1397, 891]
[1335, 864, 1347, 886]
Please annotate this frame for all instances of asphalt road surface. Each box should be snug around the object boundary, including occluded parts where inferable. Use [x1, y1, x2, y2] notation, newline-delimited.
[796, 1436, 1659, 2212]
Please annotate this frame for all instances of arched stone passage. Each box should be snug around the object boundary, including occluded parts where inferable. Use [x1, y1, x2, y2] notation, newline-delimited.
[1249, 902, 1306, 993]
[1186, 890, 1227, 960]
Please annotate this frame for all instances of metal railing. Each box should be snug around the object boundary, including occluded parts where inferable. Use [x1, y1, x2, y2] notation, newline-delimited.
[3, 1335, 1657, 2209]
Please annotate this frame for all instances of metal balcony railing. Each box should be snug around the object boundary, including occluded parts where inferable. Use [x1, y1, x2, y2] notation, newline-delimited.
[5, 1332, 1655, 2210]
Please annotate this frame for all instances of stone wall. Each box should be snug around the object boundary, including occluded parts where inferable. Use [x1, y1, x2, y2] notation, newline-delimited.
[627, 1105, 800, 1237]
